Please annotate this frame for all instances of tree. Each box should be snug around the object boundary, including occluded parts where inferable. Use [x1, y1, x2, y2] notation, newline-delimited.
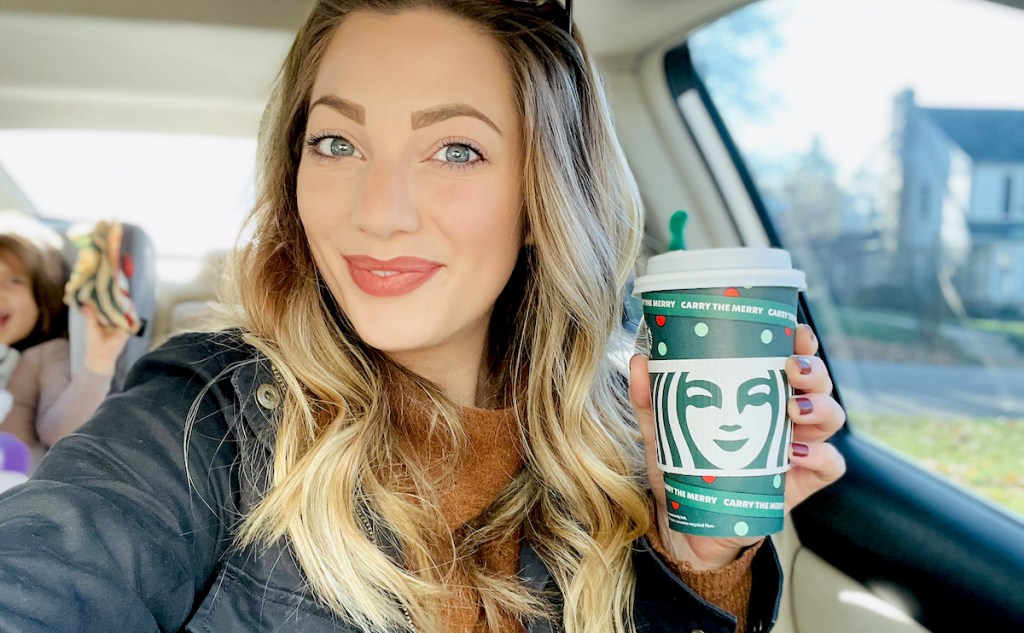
[689, 2, 788, 121]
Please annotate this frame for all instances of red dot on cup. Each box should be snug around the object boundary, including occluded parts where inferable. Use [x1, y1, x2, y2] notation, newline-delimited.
[702, 475, 717, 484]
[785, 327, 793, 336]
[123, 254, 134, 278]
[670, 501, 680, 510]
[655, 315, 667, 327]
[724, 288, 740, 297]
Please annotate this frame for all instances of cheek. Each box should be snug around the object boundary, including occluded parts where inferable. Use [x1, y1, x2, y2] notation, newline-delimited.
[17, 289, 38, 315]
[10, 292, 39, 338]
[296, 164, 351, 248]
[296, 164, 325, 229]
[432, 179, 523, 257]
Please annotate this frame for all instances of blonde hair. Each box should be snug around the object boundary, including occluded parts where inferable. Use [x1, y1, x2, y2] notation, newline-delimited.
[226, 1, 649, 631]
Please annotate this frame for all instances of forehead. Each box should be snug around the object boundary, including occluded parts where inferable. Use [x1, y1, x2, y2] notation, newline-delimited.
[311, 9, 516, 122]
[0, 250, 27, 274]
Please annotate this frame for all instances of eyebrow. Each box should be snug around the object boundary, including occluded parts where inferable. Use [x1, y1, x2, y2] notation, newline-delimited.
[309, 95, 365, 125]
[412, 103, 503, 136]
[309, 97, 502, 136]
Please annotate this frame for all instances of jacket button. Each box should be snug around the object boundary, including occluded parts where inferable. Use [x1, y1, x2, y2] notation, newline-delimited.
[256, 383, 282, 410]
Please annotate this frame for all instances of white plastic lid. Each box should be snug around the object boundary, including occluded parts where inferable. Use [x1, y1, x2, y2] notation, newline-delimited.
[634, 248, 806, 294]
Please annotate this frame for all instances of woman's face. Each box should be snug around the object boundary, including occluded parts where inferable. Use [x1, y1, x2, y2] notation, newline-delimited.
[297, 9, 525, 379]
[0, 255, 39, 346]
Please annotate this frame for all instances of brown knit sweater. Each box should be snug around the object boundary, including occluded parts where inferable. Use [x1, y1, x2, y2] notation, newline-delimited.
[403, 397, 756, 633]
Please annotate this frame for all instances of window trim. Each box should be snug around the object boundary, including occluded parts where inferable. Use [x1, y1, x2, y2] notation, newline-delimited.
[671, 12, 1024, 629]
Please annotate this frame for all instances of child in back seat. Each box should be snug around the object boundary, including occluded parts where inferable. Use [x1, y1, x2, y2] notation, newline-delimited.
[0, 213, 129, 469]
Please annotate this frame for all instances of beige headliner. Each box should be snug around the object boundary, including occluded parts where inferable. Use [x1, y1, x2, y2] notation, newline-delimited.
[0, 0, 751, 134]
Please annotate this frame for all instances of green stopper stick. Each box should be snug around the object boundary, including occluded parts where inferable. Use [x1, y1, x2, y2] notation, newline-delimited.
[668, 210, 688, 251]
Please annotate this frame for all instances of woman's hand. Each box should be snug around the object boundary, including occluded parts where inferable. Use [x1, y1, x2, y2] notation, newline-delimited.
[629, 323, 846, 570]
[81, 305, 131, 376]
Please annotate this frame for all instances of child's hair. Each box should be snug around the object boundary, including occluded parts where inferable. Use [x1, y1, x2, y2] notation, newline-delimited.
[0, 213, 69, 351]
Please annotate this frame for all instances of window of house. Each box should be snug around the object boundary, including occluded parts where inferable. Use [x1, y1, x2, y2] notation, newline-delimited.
[688, 0, 1024, 517]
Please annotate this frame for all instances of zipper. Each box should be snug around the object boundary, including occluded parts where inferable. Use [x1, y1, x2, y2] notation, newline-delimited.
[358, 508, 417, 632]
[270, 363, 286, 397]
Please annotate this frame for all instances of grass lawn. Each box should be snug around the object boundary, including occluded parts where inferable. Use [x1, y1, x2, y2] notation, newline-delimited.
[967, 317, 1024, 336]
[852, 414, 1024, 518]
[966, 317, 1024, 352]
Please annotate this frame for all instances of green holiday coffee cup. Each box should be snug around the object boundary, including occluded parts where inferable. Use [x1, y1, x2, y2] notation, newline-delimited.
[634, 248, 806, 537]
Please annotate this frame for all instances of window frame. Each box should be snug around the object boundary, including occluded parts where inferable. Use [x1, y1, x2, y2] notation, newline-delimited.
[665, 24, 1024, 630]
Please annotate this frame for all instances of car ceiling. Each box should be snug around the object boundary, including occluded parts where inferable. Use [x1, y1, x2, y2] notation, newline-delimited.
[1, 0, 1021, 135]
[0, 0, 752, 134]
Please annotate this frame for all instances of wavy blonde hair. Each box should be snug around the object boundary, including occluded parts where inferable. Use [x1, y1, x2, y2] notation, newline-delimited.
[227, 1, 649, 631]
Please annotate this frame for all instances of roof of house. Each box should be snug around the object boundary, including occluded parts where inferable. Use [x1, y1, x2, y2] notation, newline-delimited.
[969, 221, 1024, 240]
[923, 108, 1024, 163]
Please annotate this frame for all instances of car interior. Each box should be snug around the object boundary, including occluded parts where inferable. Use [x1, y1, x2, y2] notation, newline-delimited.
[0, 0, 1021, 631]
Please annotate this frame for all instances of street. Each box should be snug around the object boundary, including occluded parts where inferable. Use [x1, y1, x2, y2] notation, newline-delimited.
[830, 360, 1024, 419]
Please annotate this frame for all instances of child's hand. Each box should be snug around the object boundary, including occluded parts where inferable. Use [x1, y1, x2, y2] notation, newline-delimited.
[81, 305, 130, 376]
[0, 389, 12, 420]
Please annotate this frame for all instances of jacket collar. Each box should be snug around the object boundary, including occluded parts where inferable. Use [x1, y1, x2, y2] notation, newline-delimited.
[229, 355, 281, 452]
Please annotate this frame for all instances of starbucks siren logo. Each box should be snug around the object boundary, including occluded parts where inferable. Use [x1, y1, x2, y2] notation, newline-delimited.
[650, 356, 792, 476]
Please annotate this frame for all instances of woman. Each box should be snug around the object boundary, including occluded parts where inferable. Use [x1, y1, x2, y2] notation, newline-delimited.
[0, 1, 845, 631]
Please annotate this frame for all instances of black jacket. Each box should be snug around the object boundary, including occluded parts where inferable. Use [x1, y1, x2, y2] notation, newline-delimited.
[0, 332, 782, 632]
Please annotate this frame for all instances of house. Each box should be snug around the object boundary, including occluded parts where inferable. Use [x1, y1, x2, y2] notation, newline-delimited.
[893, 90, 1024, 315]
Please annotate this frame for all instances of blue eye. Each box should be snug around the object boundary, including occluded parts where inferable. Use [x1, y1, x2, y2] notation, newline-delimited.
[432, 142, 481, 164]
[308, 135, 361, 159]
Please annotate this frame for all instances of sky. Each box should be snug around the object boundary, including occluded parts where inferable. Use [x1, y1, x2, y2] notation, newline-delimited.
[695, 0, 1024, 185]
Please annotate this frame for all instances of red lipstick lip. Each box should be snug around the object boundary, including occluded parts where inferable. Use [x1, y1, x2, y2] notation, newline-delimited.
[343, 255, 442, 297]
[344, 255, 442, 272]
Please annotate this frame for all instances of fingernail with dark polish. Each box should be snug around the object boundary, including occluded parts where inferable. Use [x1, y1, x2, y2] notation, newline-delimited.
[792, 442, 810, 458]
[795, 396, 814, 416]
[796, 356, 813, 374]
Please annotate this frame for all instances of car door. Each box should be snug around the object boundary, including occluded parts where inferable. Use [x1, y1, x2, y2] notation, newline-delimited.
[605, 0, 1024, 630]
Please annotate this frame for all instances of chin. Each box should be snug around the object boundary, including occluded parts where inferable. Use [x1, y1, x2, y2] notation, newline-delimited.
[347, 313, 439, 356]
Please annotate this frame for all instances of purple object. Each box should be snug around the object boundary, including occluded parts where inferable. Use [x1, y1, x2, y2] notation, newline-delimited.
[0, 432, 31, 474]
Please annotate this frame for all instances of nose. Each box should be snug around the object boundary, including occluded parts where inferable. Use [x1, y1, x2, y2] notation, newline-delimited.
[350, 157, 419, 239]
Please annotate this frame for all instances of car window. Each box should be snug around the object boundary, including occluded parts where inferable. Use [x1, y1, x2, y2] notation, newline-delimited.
[688, 0, 1024, 518]
[0, 130, 256, 278]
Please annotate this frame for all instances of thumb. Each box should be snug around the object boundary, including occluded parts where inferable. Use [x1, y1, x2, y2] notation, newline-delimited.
[629, 354, 652, 411]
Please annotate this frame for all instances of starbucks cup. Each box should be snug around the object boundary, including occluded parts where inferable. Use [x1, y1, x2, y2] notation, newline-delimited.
[634, 248, 806, 537]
